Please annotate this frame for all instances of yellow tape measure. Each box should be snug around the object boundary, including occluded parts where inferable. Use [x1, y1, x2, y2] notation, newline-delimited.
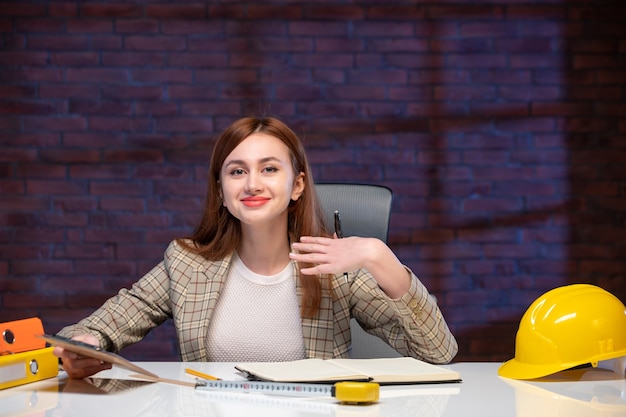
[332, 381, 380, 403]
[196, 380, 380, 404]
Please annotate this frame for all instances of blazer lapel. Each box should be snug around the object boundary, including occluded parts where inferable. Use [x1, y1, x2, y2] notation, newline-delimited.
[174, 253, 232, 361]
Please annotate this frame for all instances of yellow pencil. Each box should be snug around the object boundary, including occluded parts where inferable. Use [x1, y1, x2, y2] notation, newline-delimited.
[185, 367, 221, 381]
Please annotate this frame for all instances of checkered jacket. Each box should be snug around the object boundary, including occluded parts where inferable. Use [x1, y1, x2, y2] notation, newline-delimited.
[58, 240, 458, 364]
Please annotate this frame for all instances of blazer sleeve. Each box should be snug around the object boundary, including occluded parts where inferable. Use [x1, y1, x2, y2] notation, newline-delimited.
[349, 267, 458, 364]
[56, 252, 174, 353]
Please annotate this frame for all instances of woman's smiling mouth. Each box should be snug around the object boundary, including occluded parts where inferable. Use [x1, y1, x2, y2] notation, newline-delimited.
[241, 196, 270, 207]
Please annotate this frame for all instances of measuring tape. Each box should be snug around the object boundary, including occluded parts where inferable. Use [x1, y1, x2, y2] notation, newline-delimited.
[195, 380, 380, 404]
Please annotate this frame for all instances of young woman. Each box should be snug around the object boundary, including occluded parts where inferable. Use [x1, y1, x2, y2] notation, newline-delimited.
[54, 116, 458, 379]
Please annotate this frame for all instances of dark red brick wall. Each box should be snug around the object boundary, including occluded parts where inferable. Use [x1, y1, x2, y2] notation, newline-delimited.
[1, 1, 625, 362]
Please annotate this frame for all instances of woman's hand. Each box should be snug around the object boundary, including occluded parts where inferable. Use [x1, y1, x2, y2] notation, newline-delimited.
[290, 235, 411, 298]
[52, 334, 112, 379]
[290, 235, 372, 275]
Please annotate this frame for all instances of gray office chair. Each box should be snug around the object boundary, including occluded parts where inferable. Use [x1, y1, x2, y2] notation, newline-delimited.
[314, 183, 402, 358]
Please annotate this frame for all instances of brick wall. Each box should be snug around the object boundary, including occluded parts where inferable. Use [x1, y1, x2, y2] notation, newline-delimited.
[1, 1, 625, 362]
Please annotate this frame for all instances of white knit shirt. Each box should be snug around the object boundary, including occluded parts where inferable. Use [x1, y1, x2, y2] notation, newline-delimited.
[205, 252, 306, 362]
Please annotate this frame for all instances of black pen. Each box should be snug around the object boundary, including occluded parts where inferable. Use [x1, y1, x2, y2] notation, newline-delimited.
[334, 211, 349, 284]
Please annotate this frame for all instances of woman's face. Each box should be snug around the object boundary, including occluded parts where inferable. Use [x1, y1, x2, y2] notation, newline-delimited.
[219, 132, 304, 228]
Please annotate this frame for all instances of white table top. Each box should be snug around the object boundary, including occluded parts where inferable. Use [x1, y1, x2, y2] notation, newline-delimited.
[1, 361, 624, 417]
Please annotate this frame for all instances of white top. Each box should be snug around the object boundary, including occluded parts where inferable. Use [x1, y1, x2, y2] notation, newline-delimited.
[4, 361, 625, 417]
[205, 252, 306, 362]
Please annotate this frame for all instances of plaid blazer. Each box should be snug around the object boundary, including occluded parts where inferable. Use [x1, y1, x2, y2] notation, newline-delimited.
[58, 240, 457, 364]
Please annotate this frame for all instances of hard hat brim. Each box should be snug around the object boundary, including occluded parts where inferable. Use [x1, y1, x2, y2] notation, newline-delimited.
[498, 357, 570, 380]
[499, 347, 626, 380]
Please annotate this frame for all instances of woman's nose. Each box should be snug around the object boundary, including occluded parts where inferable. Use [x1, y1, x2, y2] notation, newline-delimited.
[245, 173, 262, 193]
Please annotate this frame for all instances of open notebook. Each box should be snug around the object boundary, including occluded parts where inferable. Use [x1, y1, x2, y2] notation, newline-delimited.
[235, 357, 461, 385]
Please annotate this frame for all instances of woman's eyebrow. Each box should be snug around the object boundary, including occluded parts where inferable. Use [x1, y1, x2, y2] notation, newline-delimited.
[259, 156, 282, 164]
[223, 156, 282, 168]
[223, 159, 244, 169]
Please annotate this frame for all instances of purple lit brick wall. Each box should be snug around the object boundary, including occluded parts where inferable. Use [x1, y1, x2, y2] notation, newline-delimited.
[1, 1, 625, 362]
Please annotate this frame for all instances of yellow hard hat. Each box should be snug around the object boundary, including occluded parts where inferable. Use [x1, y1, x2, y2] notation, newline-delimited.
[498, 284, 626, 380]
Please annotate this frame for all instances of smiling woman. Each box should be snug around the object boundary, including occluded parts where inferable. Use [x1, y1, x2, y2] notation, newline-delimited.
[219, 133, 305, 239]
[53, 116, 458, 379]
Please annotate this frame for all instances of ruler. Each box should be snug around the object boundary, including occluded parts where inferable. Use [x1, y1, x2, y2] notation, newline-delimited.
[195, 380, 379, 404]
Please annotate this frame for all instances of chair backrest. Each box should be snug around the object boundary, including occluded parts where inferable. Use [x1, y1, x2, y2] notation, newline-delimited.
[314, 183, 392, 242]
[314, 183, 402, 358]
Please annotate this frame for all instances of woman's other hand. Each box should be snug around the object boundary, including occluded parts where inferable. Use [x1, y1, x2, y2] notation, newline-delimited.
[52, 334, 112, 379]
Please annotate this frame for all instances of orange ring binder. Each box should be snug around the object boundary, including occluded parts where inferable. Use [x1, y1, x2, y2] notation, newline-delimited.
[1, 318, 46, 355]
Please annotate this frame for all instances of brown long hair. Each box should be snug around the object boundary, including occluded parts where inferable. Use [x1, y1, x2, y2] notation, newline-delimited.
[177, 116, 330, 317]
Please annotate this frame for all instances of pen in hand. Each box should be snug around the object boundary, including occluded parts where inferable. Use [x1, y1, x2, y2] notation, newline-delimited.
[334, 210, 350, 284]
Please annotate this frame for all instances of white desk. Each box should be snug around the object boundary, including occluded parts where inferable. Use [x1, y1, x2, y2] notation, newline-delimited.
[1, 362, 624, 417]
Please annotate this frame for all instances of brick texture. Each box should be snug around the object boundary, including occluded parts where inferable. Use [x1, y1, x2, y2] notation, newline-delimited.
[1, 1, 625, 363]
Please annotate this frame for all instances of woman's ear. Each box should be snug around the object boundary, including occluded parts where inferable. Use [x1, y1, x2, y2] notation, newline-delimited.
[291, 172, 305, 201]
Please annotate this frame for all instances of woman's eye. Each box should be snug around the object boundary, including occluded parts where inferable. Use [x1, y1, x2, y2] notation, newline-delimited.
[230, 168, 245, 176]
[263, 166, 278, 173]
